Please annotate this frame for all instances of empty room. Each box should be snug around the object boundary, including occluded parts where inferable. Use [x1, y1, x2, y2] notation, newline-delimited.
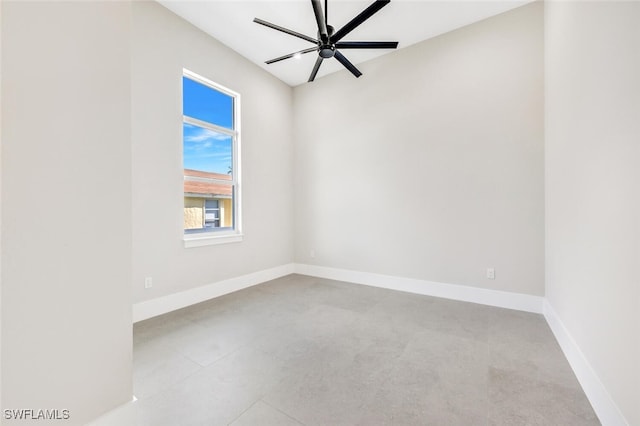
[1, 0, 638, 425]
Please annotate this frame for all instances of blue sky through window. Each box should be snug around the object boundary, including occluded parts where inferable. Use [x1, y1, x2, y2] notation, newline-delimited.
[183, 76, 234, 175]
[183, 76, 233, 128]
[183, 123, 232, 175]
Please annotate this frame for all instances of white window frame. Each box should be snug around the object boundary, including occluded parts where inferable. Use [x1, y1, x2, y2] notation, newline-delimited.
[182, 69, 242, 248]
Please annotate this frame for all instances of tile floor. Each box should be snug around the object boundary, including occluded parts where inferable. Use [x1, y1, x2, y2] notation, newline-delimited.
[93, 274, 599, 425]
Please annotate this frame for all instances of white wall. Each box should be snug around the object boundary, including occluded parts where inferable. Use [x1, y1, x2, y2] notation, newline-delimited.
[0, 0, 3, 410]
[1, 2, 133, 424]
[294, 2, 544, 296]
[545, 2, 640, 424]
[131, 1, 294, 303]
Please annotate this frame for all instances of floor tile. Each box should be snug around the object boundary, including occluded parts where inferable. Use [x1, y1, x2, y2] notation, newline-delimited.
[488, 367, 599, 426]
[133, 342, 202, 399]
[229, 401, 302, 426]
[99, 274, 600, 426]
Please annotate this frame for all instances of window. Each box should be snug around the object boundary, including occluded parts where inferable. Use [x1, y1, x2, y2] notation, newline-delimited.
[183, 69, 241, 247]
[204, 200, 220, 228]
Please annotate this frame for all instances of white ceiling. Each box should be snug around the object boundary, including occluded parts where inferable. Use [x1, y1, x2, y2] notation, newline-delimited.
[157, 0, 534, 87]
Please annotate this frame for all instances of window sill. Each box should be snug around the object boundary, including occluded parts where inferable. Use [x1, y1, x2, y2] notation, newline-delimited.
[183, 233, 243, 248]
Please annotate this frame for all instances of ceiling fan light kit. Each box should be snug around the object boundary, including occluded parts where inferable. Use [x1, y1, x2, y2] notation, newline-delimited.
[254, 0, 398, 82]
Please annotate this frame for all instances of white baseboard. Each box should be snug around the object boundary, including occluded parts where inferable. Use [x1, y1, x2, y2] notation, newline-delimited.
[294, 263, 544, 314]
[132, 263, 295, 323]
[543, 300, 628, 426]
[87, 396, 138, 426]
[132, 263, 544, 323]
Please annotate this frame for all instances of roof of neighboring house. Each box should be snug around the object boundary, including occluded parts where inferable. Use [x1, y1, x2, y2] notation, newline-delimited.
[184, 169, 232, 197]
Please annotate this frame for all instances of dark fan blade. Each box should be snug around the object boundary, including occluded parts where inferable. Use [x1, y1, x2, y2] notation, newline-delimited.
[266, 47, 318, 64]
[325, 0, 328, 25]
[253, 18, 318, 44]
[331, 0, 390, 43]
[311, 0, 329, 43]
[335, 41, 398, 49]
[308, 56, 324, 82]
[334, 50, 362, 78]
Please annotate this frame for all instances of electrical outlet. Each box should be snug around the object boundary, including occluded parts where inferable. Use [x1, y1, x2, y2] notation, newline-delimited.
[144, 277, 153, 289]
[486, 268, 495, 280]
[310, 249, 316, 258]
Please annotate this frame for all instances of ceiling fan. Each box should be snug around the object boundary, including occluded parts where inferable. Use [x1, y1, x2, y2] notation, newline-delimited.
[254, 0, 398, 82]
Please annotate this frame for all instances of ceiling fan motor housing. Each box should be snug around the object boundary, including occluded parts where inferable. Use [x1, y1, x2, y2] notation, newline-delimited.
[318, 25, 335, 58]
[319, 45, 335, 58]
